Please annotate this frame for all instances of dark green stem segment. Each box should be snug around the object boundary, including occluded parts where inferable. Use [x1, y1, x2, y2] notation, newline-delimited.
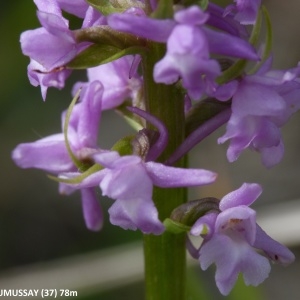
[142, 42, 187, 300]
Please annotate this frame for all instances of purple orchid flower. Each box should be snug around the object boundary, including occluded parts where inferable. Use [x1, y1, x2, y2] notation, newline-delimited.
[60, 150, 217, 235]
[72, 56, 143, 110]
[224, 0, 262, 25]
[12, 84, 103, 231]
[108, 5, 259, 100]
[190, 183, 295, 295]
[21, 0, 91, 99]
[217, 60, 300, 168]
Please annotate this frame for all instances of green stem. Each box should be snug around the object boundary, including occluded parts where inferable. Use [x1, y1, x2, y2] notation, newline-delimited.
[142, 42, 187, 300]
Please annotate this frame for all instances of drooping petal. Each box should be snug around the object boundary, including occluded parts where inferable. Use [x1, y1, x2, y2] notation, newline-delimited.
[200, 234, 270, 295]
[27, 59, 72, 100]
[108, 197, 164, 234]
[81, 188, 103, 231]
[260, 141, 284, 168]
[219, 183, 262, 210]
[145, 162, 217, 188]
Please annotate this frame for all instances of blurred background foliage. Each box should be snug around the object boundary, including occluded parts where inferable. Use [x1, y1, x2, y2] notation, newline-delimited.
[0, 1, 300, 299]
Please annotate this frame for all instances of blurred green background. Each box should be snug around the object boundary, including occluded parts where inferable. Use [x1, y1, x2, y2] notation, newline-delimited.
[1, 1, 300, 299]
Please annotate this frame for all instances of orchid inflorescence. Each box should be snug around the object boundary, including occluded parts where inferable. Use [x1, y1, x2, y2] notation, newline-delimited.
[12, 0, 298, 296]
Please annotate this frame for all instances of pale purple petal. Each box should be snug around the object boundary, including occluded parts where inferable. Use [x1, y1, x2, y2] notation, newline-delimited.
[220, 183, 262, 210]
[207, 3, 248, 37]
[174, 5, 209, 25]
[57, 0, 89, 18]
[81, 188, 103, 231]
[86, 56, 142, 110]
[108, 197, 164, 234]
[82, 6, 106, 27]
[21, 27, 76, 70]
[12, 134, 73, 173]
[100, 157, 152, 199]
[107, 12, 175, 42]
[37, 11, 71, 40]
[145, 162, 217, 188]
[260, 141, 284, 168]
[226, 0, 262, 25]
[190, 212, 218, 238]
[154, 25, 221, 99]
[75, 81, 103, 148]
[93, 151, 122, 168]
[27, 59, 71, 100]
[204, 27, 259, 60]
[254, 225, 295, 265]
[34, 0, 63, 17]
[200, 234, 270, 295]
[213, 80, 239, 101]
[232, 81, 286, 117]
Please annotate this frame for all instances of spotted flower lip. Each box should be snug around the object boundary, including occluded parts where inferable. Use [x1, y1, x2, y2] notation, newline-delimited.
[189, 183, 295, 296]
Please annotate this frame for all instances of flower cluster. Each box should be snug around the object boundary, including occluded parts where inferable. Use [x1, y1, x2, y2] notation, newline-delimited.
[13, 0, 298, 296]
[188, 183, 295, 295]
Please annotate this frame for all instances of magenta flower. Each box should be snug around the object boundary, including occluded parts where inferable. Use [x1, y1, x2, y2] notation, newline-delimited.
[12, 84, 103, 231]
[190, 183, 295, 295]
[61, 151, 217, 234]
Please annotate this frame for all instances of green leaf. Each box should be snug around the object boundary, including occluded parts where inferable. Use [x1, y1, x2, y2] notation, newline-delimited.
[163, 218, 191, 234]
[67, 45, 147, 69]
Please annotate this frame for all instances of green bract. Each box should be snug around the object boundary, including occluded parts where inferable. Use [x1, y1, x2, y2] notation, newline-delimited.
[67, 45, 147, 69]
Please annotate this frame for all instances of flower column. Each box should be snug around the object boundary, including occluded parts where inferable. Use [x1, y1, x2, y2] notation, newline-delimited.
[142, 41, 187, 299]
